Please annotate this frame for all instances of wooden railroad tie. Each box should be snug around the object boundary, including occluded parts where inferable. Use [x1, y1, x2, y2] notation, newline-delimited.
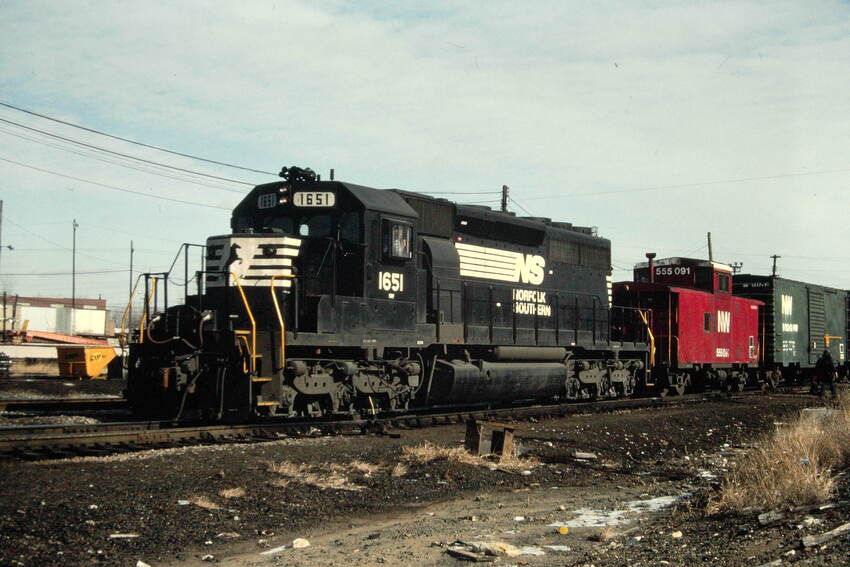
[464, 419, 520, 462]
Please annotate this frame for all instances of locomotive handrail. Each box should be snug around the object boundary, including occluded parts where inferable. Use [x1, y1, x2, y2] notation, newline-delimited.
[138, 276, 159, 345]
[637, 309, 655, 367]
[229, 272, 257, 374]
[269, 274, 296, 370]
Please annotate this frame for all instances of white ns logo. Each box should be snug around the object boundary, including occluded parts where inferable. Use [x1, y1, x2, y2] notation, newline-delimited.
[519, 255, 545, 285]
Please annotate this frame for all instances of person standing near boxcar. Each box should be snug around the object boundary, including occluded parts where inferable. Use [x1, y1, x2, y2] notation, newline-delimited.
[816, 348, 837, 399]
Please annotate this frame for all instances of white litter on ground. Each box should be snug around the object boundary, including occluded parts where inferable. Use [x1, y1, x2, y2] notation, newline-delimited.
[549, 493, 690, 528]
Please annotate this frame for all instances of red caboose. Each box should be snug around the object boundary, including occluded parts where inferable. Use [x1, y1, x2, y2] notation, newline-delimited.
[613, 256, 763, 394]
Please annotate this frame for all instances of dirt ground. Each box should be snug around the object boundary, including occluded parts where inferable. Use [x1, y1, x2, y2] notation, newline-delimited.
[0, 377, 125, 399]
[1, 393, 847, 567]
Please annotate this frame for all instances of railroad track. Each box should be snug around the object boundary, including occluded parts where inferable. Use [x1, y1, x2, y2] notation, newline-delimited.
[0, 397, 128, 413]
[0, 390, 771, 460]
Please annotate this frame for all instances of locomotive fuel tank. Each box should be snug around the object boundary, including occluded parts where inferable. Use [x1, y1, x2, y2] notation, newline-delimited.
[428, 359, 569, 404]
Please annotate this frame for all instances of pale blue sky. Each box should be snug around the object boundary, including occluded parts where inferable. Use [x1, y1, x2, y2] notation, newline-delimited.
[1, 0, 849, 309]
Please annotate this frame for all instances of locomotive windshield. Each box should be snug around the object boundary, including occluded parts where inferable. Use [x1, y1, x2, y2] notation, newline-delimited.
[234, 211, 361, 243]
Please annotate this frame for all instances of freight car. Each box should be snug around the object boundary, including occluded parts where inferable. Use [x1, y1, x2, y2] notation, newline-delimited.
[733, 275, 848, 382]
[612, 256, 764, 394]
[126, 167, 649, 421]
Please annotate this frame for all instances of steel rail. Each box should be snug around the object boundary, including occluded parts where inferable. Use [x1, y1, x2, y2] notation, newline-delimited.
[0, 390, 753, 458]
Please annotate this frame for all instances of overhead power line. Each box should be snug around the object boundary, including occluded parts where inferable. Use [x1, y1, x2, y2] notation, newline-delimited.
[0, 156, 231, 211]
[0, 116, 255, 186]
[524, 167, 850, 201]
[508, 196, 535, 217]
[0, 125, 245, 194]
[2, 269, 127, 276]
[0, 100, 276, 176]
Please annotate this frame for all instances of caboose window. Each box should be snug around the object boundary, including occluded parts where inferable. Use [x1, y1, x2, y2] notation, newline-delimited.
[703, 312, 711, 332]
[383, 220, 412, 260]
[718, 274, 730, 292]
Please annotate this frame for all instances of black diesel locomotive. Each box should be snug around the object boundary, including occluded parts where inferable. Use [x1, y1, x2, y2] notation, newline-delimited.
[127, 168, 648, 421]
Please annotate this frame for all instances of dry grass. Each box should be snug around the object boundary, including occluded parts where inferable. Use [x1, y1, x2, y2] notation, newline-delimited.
[267, 461, 364, 491]
[401, 441, 538, 472]
[218, 487, 245, 499]
[189, 495, 221, 510]
[390, 463, 408, 477]
[342, 460, 381, 476]
[708, 395, 850, 514]
[403, 442, 489, 466]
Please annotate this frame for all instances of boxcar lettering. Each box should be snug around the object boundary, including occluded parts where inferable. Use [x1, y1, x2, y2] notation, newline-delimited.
[716, 348, 730, 358]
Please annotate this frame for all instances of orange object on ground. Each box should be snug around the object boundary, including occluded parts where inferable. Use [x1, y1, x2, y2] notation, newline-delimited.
[57, 346, 117, 379]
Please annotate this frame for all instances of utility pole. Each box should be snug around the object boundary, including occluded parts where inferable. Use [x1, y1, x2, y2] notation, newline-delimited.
[72, 219, 78, 310]
[0, 200, 4, 280]
[128, 240, 134, 332]
[500, 185, 509, 213]
[706, 232, 713, 261]
[771, 254, 781, 277]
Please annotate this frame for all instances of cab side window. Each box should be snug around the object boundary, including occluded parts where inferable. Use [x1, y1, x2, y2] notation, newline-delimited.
[382, 220, 412, 260]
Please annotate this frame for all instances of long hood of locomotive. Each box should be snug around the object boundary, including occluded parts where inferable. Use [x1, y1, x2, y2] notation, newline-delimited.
[205, 234, 301, 289]
[453, 241, 612, 307]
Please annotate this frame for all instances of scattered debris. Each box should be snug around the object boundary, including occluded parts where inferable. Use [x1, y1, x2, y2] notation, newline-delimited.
[572, 451, 598, 460]
[671, 531, 683, 539]
[446, 547, 495, 562]
[758, 510, 786, 526]
[201, 554, 214, 562]
[292, 538, 311, 549]
[512, 516, 526, 522]
[755, 560, 781, 567]
[259, 544, 288, 556]
[177, 500, 190, 506]
[136, 561, 151, 567]
[108, 533, 140, 539]
[801, 521, 850, 547]
[446, 540, 546, 561]
[550, 493, 690, 528]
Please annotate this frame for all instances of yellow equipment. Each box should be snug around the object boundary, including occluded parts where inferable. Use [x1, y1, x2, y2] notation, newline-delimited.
[57, 345, 117, 379]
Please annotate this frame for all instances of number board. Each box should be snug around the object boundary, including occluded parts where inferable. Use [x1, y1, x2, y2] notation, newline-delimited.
[293, 192, 335, 207]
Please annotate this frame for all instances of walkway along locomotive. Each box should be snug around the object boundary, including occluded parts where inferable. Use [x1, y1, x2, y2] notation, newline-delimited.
[125, 168, 650, 421]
